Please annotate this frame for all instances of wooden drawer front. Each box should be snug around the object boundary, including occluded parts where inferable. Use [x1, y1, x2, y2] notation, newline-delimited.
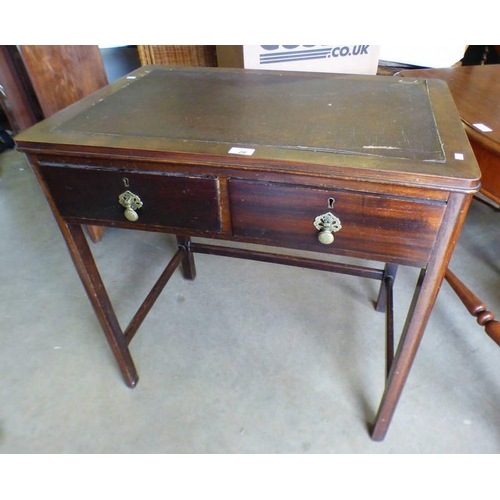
[38, 164, 221, 232]
[230, 180, 446, 264]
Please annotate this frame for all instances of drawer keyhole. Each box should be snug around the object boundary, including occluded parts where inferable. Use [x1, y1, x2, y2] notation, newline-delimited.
[328, 197, 335, 208]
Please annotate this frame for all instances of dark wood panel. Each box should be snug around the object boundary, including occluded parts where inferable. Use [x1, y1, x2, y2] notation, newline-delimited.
[230, 180, 446, 264]
[38, 164, 221, 232]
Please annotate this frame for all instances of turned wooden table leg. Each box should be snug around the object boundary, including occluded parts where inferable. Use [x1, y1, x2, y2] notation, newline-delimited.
[444, 268, 500, 346]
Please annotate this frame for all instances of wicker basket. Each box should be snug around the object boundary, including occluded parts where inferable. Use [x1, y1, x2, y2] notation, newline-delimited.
[137, 45, 217, 67]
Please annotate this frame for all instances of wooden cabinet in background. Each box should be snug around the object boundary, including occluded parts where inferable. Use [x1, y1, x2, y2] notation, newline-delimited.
[0, 45, 109, 242]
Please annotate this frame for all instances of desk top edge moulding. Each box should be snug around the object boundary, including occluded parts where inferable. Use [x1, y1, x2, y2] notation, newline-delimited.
[15, 66, 481, 442]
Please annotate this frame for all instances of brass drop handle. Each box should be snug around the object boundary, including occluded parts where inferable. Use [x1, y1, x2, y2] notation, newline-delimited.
[118, 190, 143, 222]
[313, 212, 342, 245]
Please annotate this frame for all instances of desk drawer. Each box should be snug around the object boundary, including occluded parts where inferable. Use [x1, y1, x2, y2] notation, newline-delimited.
[38, 164, 221, 232]
[230, 180, 446, 264]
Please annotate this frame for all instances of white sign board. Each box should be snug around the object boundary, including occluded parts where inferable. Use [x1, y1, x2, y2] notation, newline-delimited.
[378, 45, 466, 68]
[243, 45, 380, 75]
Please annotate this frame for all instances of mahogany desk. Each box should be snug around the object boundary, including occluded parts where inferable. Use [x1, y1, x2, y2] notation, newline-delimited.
[16, 66, 480, 441]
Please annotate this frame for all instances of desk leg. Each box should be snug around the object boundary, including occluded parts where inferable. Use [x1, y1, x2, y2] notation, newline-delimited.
[176, 236, 196, 280]
[375, 264, 398, 377]
[371, 192, 472, 441]
[64, 223, 139, 387]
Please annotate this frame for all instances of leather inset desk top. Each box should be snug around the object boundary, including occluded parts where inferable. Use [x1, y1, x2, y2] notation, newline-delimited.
[55, 68, 445, 162]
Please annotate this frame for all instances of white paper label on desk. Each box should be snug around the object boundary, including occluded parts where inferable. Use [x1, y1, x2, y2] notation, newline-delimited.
[454, 152, 464, 160]
[228, 147, 255, 156]
[473, 123, 493, 133]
